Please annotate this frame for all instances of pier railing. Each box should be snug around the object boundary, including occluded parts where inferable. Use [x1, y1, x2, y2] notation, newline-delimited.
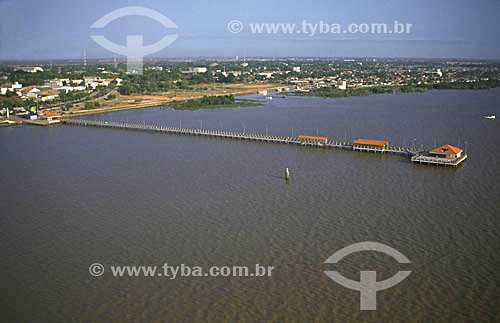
[61, 118, 419, 157]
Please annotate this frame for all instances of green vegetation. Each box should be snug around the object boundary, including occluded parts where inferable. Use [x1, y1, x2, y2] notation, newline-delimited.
[294, 79, 500, 99]
[293, 86, 394, 98]
[429, 79, 500, 90]
[84, 101, 100, 109]
[1, 59, 499, 113]
[58, 90, 91, 102]
[172, 95, 263, 110]
[0, 97, 36, 108]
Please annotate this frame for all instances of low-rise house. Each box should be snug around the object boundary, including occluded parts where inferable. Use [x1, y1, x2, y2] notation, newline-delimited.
[83, 77, 97, 86]
[39, 90, 60, 102]
[45, 79, 63, 87]
[13, 66, 44, 73]
[89, 82, 102, 90]
[11, 81, 23, 90]
[258, 72, 274, 78]
[18, 87, 40, 98]
[182, 67, 208, 74]
[59, 78, 70, 85]
[38, 112, 60, 121]
[102, 78, 115, 86]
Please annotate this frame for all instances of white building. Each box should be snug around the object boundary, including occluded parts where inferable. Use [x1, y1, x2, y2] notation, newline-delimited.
[338, 80, 347, 90]
[40, 94, 59, 102]
[101, 78, 115, 86]
[222, 71, 242, 77]
[258, 72, 274, 78]
[14, 66, 44, 73]
[56, 86, 75, 94]
[193, 67, 207, 73]
[11, 81, 23, 90]
[292, 66, 301, 72]
[83, 77, 97, 85]
[45, 79, 63, 87]
[18, 87, 40, 98]
[1, 82, 23, 95]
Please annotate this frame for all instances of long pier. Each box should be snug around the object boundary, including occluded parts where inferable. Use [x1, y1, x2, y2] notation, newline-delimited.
[61, 118, 418, 157]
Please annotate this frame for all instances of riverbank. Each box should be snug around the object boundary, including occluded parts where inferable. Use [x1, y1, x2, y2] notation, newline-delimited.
[290, 80, 500, 99]
[59, 83, 282, 118]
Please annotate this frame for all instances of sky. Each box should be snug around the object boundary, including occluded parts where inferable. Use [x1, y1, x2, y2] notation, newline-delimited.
[0, 0, 499, 60]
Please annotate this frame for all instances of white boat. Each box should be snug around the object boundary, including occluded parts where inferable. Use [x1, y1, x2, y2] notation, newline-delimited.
[484, 115, 496, 119]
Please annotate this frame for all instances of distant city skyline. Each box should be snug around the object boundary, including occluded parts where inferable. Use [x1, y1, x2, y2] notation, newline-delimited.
[1, 0, 499, 60]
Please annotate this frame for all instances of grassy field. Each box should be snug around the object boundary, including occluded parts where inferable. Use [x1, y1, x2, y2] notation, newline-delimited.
[65, 83, 282, 116]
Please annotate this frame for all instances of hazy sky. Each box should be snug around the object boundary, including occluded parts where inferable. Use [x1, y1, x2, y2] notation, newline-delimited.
[0, 0, 499, 60]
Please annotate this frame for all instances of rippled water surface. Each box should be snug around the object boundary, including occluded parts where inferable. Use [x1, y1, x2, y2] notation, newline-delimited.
[1, 89, 499, 322]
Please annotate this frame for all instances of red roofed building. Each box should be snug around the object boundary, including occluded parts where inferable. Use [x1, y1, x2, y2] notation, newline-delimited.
[429, 144, 463, 159]
[298, 135, 328, 146]
[411, 144, 467, 166]
[352, 138, 389, 152]
[299, 135, 328, 142]
[353, 139, 389, 147]
[39, 112, 60, 121]
[102, 78, 115, 86]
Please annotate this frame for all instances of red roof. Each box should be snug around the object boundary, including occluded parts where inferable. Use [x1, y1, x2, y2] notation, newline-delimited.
[299, 135, 328, 141]
[39, 90, 59, 95]
[429, 144, 462, 155]
[39, 112, 60, 118]
[353, 139, 389, 146]
[20, 86, 34, 94]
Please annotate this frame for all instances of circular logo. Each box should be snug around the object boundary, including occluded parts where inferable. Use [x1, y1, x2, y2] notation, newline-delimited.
[228, 20, 243, 33]
[89, 263, 105, 276]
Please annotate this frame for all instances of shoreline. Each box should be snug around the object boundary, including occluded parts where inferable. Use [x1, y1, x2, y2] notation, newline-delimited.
[60, 85, 283, 118]
[290, 84, 500, 100]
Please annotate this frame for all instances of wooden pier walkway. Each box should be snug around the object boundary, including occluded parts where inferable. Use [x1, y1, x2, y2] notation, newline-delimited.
[61, 118, 419, 158]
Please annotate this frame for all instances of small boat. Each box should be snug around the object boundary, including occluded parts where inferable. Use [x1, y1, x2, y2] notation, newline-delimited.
[484, 115, 496, 119]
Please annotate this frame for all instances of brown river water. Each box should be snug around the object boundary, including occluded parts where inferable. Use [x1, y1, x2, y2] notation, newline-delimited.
[1, 89, 499, 322]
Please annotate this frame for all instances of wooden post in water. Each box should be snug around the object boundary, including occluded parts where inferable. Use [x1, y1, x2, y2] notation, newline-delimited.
[285, 168, 290, 181]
